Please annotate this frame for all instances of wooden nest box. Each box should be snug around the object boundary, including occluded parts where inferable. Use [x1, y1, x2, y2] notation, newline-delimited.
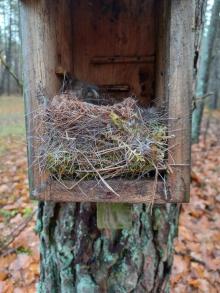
[21, 0, 193, 204]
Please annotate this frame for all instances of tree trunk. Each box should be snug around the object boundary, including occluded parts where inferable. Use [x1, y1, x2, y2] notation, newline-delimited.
[36, 202, 180, 293]
[207, 8, 220, 109]
[6, 0, 12, 96]
[192, 0, 220, 143]
[0, 6, 7, 94]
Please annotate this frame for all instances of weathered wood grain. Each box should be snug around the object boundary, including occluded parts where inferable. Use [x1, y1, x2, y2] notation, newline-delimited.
[71, 0, 156, 104]
[155, 0, 169, 105]
[20, 0, 72, 199]
[91, 55, 155, 65]
[31, 178, 187, 203]
[166, 0, 193, 202]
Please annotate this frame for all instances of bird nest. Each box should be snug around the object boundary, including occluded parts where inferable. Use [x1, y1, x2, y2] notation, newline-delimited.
[35, 92, 169, 190]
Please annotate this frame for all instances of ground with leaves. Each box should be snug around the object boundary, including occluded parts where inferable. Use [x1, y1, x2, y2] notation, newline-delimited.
[171, 111, 220, 292]
[0, 97, 39, 292]
[0, 97, 219, 292]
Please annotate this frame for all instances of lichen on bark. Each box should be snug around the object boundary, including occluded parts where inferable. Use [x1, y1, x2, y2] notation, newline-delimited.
[36, 202, 180, 293]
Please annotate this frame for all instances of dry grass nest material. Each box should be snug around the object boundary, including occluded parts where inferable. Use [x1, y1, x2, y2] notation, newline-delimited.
[35, 92, 169, 186]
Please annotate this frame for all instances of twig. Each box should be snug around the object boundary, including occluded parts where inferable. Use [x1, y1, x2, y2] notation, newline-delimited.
[0, 51, 23, 89]
[81, 151, 120, 197]
[175, 251, 220, 273]
[192, 92, 214, 111]
[0, 209, 37, 256]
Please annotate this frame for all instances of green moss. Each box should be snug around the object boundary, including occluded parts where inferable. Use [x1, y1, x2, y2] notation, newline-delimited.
[0, 209, 18, 221]
[45, 148, 156, 180]
[110, 111, 124, 129]
[16, 246, 32, 255]
[22, 207, 33, 218]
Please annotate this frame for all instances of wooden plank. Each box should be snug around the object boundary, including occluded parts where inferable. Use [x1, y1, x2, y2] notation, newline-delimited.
[99, 84, 130, 92]
[155, 0, 169, 105]
[20, 0, 73, 199]
[30, 178, 187, 203]
[166, 0, 194, 202]
[91, 55, 155, 65]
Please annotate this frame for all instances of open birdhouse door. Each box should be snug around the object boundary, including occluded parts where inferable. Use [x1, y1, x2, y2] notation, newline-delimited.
[20, 0, 193, 203]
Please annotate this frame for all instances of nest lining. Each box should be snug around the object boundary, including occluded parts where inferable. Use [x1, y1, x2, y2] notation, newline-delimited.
[35, 92, 169, 186]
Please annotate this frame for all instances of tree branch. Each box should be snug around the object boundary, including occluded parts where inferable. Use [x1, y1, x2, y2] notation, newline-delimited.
[0, 52, 23, 89]
[0, 209, 37, 256]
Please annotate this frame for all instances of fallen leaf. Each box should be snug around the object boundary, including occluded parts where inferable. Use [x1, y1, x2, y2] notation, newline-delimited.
[0, 271, 8, 281]
[0, 185, 9, 194]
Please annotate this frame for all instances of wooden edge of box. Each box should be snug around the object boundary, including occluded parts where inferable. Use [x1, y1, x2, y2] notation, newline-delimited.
[29, 177, 189, 203]
[166, 1, 193, 204]
[167, 165, 191, 203]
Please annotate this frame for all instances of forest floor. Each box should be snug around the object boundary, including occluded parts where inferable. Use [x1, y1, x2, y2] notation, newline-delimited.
[0, 96, 220, 293]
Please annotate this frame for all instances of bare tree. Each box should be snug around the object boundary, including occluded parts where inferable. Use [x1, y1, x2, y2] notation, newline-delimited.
[0, 0, 22, 95]
[207, 8, 220, 109]
[0, 52, 22, 89]
[192, 0, 220, 143]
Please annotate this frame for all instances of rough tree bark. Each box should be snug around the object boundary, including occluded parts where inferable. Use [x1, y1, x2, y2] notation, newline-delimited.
[36, 203, 180, 292]
[207, 9, 220, 109]
[20, 0, 199, 292]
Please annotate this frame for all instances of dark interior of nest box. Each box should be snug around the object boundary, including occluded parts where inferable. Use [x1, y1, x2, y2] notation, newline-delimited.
[55, 0, 166, 107]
